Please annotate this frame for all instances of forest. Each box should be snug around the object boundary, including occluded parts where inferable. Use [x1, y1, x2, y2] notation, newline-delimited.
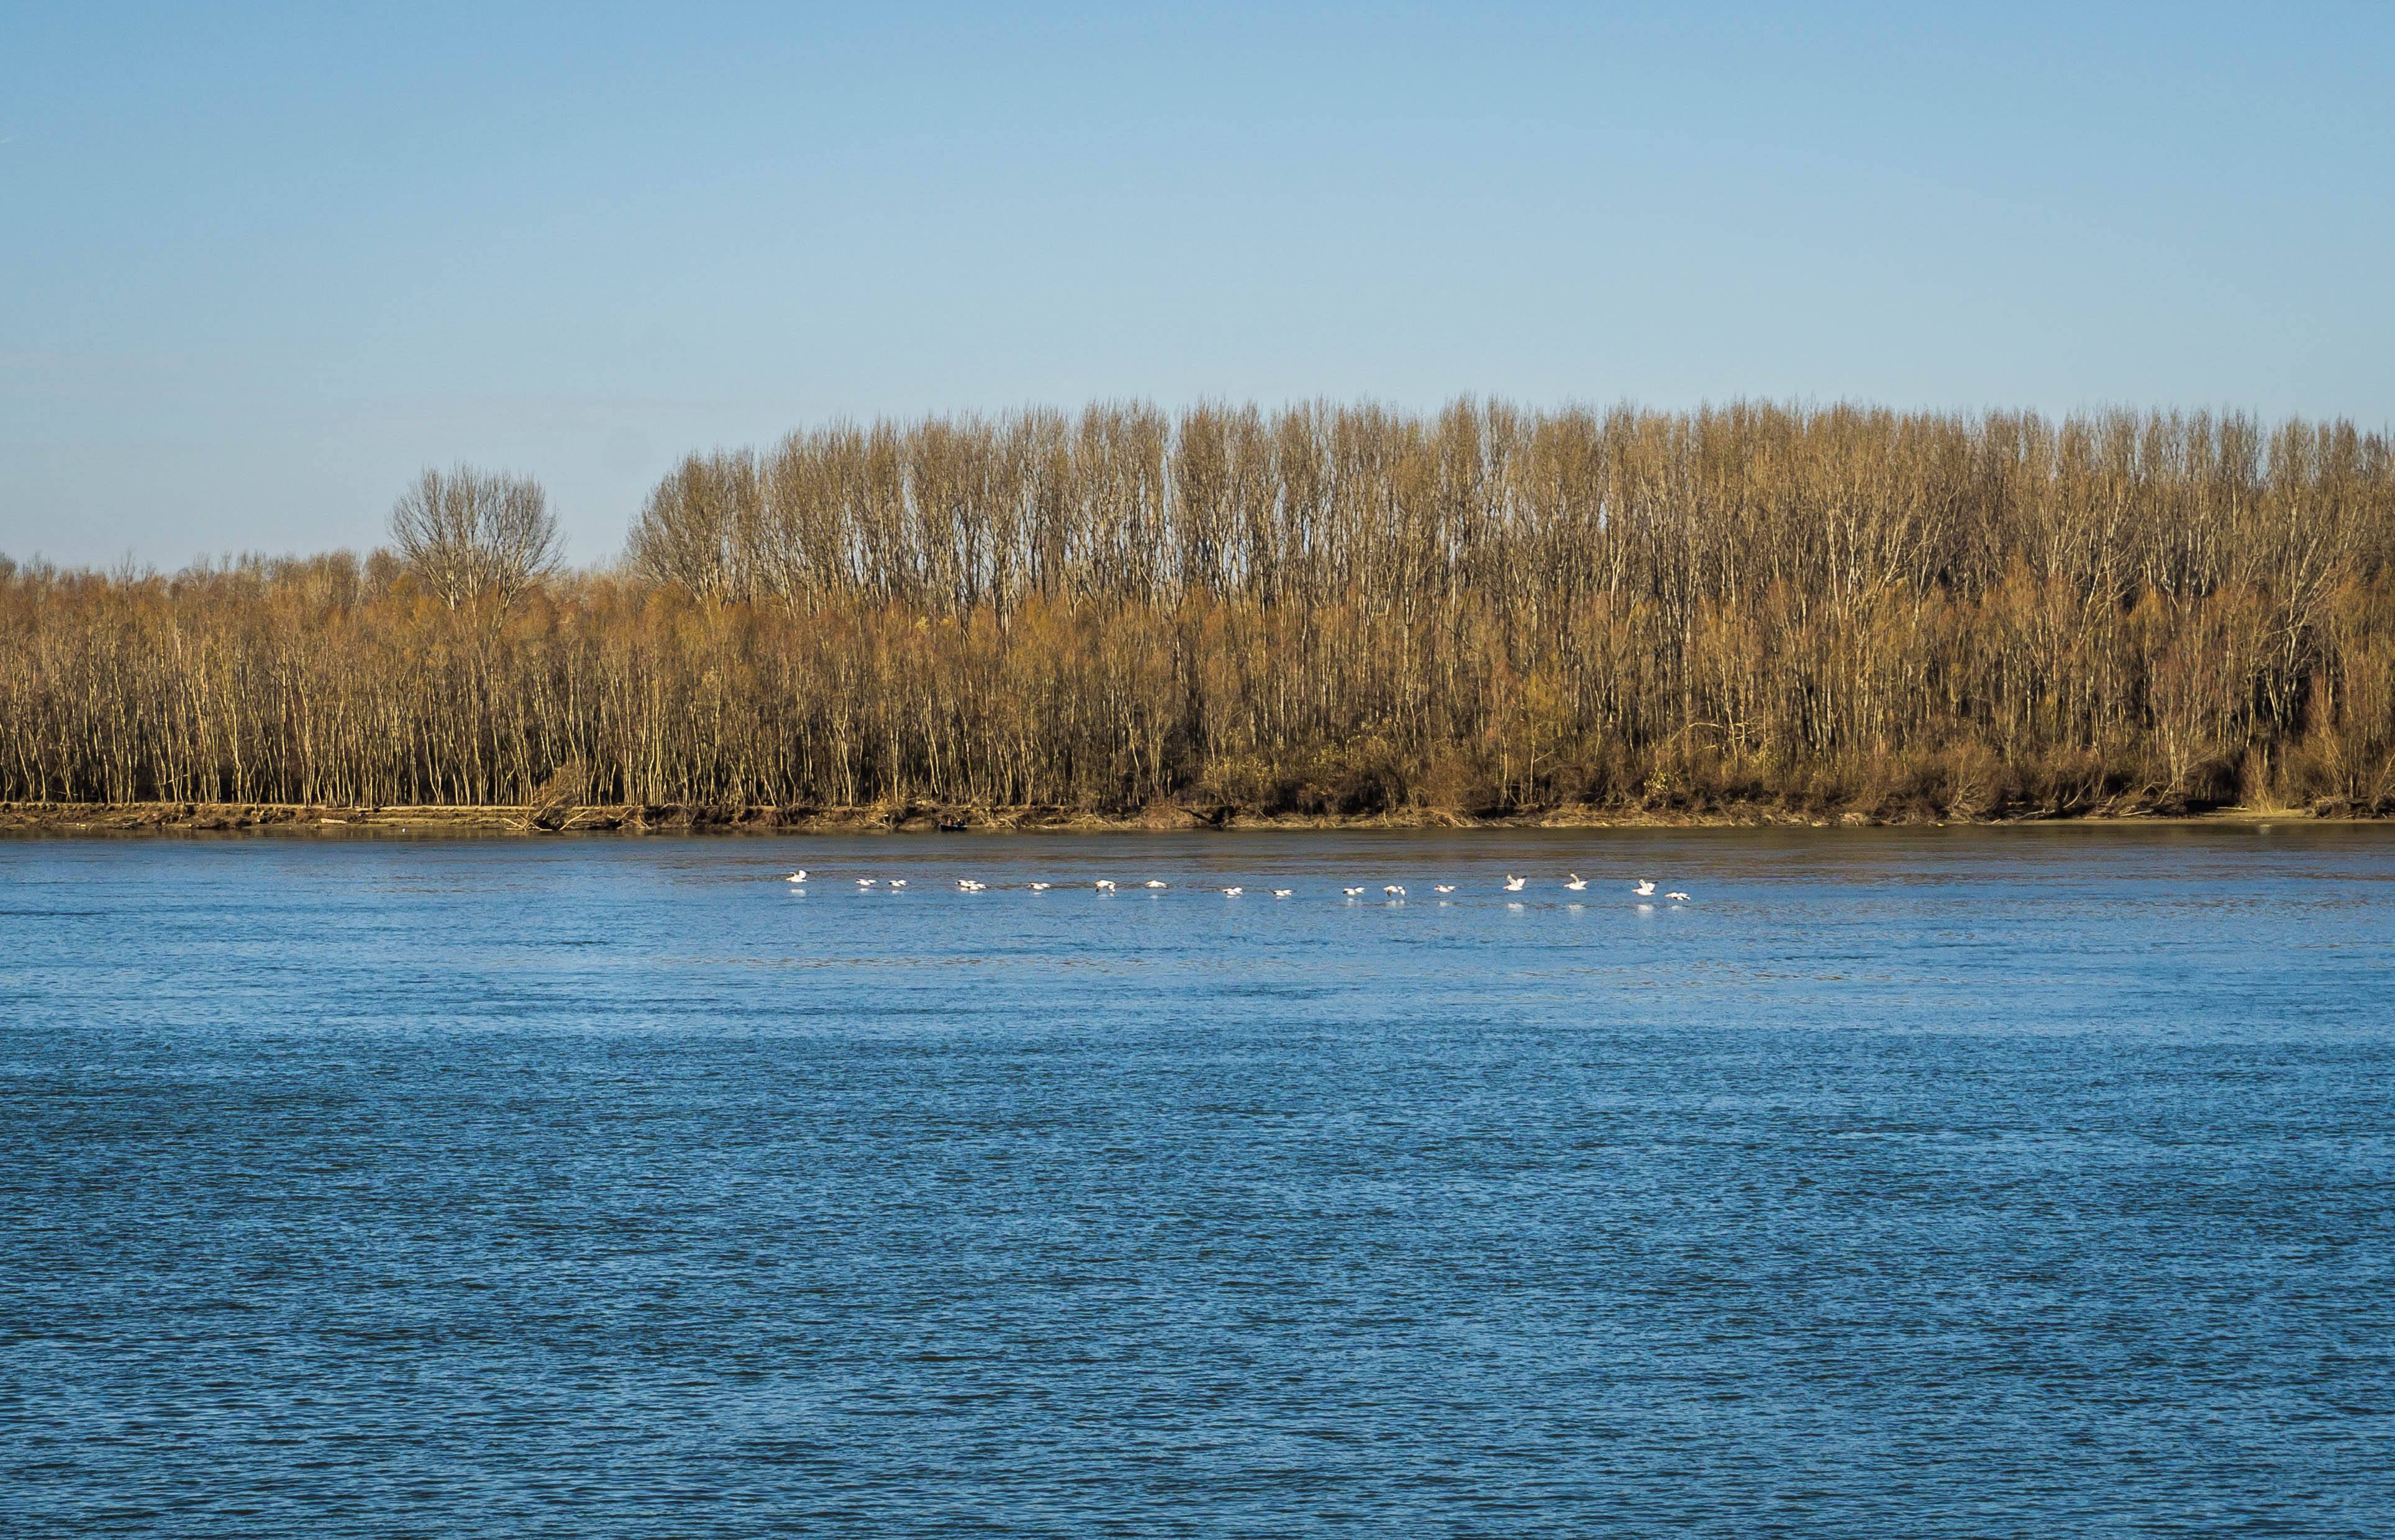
[4, 399, 2393, 821]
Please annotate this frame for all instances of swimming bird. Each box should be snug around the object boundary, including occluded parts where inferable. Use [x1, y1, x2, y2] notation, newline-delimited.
[784, 870, 808, 883]
[1145, 879, 1168, 889]
[1029, 881, 1051, 891]
[1095, 879, 1117, 891]
[1503, 875, 1527, 891]
[1222, 886, 1243, 895]
[1271, 889, 1293, 897]
[1665, 891, 1691, 902]
[1433, 884, 1456, 894]
[1343, 886, 1366, 896]
[1564, 874, 1587, 891]
[1384, 884, 1406, 897]
[857, 877, 876, 887]
[1632, 879, 1655, 896]
[888, 879, 906, 889]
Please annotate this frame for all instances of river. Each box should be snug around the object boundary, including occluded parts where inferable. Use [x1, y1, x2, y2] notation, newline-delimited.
[4, 827, 2390, 1535]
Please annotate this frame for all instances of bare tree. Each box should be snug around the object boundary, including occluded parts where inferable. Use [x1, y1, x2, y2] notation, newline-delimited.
[625, 452, 754, 599]
[9, 401, 2394, 820]
[389, 465, 560, 609]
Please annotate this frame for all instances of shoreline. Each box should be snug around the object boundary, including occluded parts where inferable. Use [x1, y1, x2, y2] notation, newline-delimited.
[0, 799, 2365, 837]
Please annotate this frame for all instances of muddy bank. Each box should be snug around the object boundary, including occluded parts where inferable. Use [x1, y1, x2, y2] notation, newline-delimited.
[0, 795, 2367, 837]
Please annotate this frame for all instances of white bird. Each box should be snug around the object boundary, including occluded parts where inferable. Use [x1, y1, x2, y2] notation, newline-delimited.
[1503, 875, 1527, 892]
[1029, 881, 1051, 891]
[1666, 891, 1691, 902]
[1222, 886, 1243, 895]
[1564, 874, 1587, 891]
[1384, 884, 1406, 897]
[956, 878, 977, 890]
[1096, 879, 1117, 891]
[784, 870, 808, 883]
[888, 879, 906, 889]
[1433, 884, 1456, 894]
[1145, 880, 1168, 889]
[857, 877, 876, 887]
[1632, 879, 1655, 897]
[1271, 889, 1293, 897]
[1343, 886, 1366, 896]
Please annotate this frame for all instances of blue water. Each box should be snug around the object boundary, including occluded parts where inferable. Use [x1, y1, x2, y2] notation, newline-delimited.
[4, 827, 2392, 1536]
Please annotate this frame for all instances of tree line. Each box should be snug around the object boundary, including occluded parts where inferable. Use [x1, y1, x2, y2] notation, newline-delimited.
[4, 400, 2393, 818]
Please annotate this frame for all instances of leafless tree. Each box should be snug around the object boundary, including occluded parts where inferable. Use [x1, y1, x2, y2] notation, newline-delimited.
[8, 401, 2395, 819]
[389, 465, 560, 609]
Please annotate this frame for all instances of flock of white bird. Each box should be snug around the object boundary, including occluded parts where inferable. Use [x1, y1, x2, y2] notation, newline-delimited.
[778, 869, 1693, 902]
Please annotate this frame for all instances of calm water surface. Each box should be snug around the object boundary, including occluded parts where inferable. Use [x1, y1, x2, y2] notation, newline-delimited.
[4, 827, 2391, 1536]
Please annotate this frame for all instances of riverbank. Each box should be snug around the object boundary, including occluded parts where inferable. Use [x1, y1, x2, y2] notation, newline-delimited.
[0, 797, 2355, 836]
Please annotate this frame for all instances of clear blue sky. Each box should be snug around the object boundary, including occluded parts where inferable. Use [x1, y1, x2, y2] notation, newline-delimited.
[4, 2, 2390, 568]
